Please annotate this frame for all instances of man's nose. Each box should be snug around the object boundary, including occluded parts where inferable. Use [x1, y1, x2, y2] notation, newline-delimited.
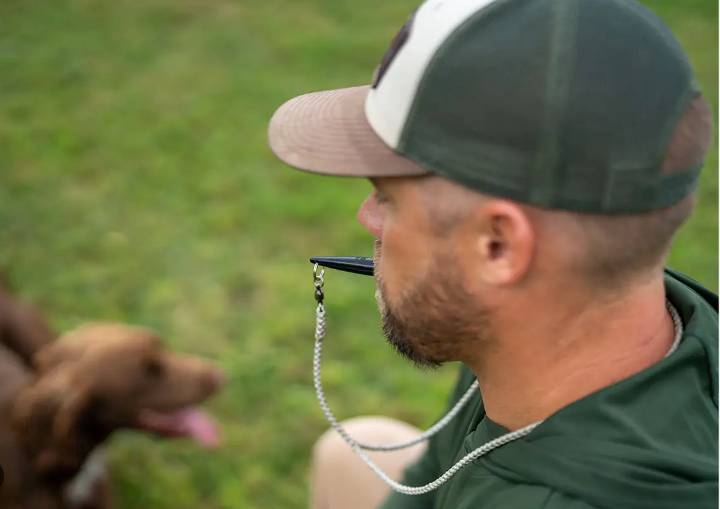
[357, 191, 384, 239]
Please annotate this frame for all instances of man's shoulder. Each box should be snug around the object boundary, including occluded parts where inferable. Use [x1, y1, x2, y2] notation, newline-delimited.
[664, 267, 718, 407]
[664, 267, 718, 313]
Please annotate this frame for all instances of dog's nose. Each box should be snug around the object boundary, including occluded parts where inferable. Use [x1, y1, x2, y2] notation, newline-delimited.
[204, 368, 226, 393]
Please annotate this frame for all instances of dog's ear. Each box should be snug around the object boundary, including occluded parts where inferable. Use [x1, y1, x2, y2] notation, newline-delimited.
[34, 334, 86, 375]
[12, 366, 95, 475]
[34, 322, 116, 374]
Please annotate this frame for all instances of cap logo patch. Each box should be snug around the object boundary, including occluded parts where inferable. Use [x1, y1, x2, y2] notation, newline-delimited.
[371, 8, 418, 88]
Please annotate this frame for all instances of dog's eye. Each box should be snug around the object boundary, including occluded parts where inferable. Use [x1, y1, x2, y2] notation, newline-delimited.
[144, 357, 164, 378]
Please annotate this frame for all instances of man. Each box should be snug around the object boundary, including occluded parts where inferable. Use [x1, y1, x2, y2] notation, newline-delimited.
[268, 0, 718, 508]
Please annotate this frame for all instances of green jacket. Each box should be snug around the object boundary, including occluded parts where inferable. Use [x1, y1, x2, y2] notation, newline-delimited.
[381, 268, 718, 509]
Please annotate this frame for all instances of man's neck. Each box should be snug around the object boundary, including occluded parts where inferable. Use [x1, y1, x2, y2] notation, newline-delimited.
[469, 276, 676, 431]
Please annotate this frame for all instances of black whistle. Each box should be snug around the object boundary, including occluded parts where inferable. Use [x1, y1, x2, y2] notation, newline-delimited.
[310, 256, 375, 276]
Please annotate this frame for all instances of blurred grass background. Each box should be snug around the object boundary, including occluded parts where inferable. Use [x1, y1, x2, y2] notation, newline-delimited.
[0, 0, 716, 508]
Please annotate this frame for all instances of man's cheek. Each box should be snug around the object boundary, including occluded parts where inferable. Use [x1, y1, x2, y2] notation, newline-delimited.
[379, 237, 425, 301]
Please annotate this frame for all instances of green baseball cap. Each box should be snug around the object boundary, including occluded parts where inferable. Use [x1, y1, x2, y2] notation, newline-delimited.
[268, 0, 705, 214]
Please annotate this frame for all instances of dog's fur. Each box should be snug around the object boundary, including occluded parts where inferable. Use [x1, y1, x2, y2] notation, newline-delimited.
[0, 272, 57, 367]
[0, 278, 225, 509]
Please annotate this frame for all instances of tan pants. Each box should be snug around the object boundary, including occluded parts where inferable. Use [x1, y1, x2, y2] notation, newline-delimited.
[309, 416, 427, 509]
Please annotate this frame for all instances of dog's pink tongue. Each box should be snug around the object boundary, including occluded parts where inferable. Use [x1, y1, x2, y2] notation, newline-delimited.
[175, 409, 220, 448]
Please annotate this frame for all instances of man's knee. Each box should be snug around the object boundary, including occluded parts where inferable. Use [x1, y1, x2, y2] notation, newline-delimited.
[312, 416, 426, 470]
[312, 416, 426, 484]
[310, 416, 427, 509]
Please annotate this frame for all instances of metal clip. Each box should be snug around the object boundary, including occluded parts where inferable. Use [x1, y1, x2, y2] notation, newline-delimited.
[313, 263, 325, 304]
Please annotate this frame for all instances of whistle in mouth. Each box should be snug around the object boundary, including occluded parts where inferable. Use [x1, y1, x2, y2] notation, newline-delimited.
[309, 257, 375, 276]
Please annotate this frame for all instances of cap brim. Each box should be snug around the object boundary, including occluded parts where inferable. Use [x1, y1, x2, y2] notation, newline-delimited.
[267, 85, 428, 178]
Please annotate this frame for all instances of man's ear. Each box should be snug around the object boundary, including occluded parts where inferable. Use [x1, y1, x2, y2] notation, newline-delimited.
[473, 201, 534, 286]
[12, 366, 94, 475]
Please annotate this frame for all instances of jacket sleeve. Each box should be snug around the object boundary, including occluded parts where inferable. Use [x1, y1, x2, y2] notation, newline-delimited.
[378, 364, 478, 509]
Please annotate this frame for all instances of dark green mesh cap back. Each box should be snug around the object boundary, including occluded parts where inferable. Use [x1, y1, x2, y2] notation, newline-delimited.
[394, 0, 705, 213]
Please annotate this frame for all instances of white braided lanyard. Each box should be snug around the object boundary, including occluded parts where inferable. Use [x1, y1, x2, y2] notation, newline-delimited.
[311, 264, 684, 496]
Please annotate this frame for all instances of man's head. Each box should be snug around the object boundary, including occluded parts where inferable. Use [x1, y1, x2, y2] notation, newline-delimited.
[268, 0, 714, 367]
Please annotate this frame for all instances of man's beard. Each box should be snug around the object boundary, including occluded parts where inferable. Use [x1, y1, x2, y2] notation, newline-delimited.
[373, 240, 490, 370]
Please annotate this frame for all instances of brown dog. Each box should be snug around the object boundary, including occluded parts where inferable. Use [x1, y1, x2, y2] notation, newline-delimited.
[0, 321, 225, 509]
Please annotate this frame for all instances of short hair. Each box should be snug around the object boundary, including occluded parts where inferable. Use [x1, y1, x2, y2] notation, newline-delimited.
[566, 94, 713, 286]
[424, 94, 714, 287]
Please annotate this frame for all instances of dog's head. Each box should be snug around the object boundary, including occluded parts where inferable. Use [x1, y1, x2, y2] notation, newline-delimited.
[12, 322, 225, 476]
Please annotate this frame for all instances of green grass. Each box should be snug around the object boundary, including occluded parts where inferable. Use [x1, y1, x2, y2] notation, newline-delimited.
[0, 1, 716, 508]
